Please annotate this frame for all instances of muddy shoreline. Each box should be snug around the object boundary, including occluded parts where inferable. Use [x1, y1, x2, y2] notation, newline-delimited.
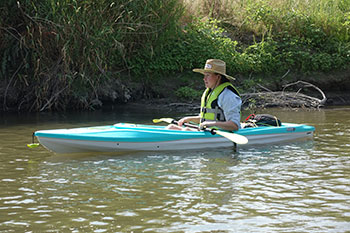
[123, 90, 350, 114]
[1, 77, 349, 113]
[1, 91, 349, 114]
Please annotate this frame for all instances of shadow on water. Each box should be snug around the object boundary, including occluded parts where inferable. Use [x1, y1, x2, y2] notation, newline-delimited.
[0, 104, 179, 128]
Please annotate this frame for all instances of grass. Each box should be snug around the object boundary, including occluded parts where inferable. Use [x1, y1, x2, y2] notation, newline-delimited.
[1, 0, 349, 111]
[0, 0, 183, 111]
[182, 0, 350, 41]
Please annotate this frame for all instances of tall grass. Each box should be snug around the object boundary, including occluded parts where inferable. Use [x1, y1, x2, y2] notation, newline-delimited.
[0, 0, 183, 111]
[182, 0, 350, 41]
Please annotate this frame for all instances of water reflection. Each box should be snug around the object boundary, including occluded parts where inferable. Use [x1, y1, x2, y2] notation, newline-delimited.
[0, 107, 350, 232]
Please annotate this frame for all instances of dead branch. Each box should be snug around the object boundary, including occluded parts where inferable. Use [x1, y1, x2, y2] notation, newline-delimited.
[282, 80, 327, 106]
[242, 81, 327, 109]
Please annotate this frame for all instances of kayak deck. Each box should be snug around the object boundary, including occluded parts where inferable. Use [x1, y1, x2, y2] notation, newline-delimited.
[34, 123, 315, 153]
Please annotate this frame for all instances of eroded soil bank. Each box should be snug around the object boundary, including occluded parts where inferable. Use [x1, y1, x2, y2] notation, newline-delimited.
[1, 70, 349, 113]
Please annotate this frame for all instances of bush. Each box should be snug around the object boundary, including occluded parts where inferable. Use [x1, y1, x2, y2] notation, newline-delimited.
[175, 86, 202, 101]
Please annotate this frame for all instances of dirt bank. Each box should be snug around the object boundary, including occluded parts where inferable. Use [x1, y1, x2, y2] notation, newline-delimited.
[1, 70, 350, 113]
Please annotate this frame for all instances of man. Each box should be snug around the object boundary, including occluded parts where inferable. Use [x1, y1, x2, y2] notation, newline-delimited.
[168, 59, 241, 131]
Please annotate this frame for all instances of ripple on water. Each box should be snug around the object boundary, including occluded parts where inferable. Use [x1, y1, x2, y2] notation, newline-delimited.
[1, 110, 350, 232]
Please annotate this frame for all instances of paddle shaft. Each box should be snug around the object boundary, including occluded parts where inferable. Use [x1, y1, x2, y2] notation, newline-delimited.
[170, 119, 216, 135]
[154, 117, 248, 144]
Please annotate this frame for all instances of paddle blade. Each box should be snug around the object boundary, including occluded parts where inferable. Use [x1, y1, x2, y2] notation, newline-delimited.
[27, 143, 40, 148]
[152, 118, 174, 124]
[215, 131, 248, 145]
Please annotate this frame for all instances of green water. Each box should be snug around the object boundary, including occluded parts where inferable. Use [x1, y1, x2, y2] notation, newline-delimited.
[0, 106, 349, 232]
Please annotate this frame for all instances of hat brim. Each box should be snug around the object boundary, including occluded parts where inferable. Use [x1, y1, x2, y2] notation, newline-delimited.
[193, 68, 235, 81]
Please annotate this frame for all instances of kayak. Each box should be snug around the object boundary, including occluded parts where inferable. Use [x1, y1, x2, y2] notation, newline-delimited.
[33, 122, 315, 153]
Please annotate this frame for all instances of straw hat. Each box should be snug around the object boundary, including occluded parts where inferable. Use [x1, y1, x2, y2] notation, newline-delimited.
[193, 59, 235, 81]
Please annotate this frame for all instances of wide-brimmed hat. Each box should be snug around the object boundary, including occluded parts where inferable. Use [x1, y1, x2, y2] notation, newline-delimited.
[193, 59, 235, 81]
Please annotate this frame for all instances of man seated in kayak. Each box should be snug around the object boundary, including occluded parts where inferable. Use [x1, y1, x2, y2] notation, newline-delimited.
[167, 59, 241, 132]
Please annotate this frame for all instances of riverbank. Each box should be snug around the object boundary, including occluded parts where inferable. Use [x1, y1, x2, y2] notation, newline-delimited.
[101, 89, 350, 115]
[1, 0, 350, 112]
[1, 69, 350, 113]
[124, 70, 350, 113]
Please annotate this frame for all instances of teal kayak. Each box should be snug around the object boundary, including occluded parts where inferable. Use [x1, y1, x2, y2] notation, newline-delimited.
[33, 122, 315, 153]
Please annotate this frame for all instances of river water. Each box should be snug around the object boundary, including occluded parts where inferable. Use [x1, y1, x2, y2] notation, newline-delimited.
[0, 106, 349, 232]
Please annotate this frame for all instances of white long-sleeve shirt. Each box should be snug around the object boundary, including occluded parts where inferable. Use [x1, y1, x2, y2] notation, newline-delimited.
[217, 88, 242, 129]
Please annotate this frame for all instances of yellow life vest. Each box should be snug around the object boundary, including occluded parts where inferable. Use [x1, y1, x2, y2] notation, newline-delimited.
[200, 82, 240, 123]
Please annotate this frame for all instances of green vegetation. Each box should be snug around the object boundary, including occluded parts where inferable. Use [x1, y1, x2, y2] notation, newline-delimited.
[0, 0, 183, 111]
[175, 86, 202, 101]
[1, 0, 350, 111]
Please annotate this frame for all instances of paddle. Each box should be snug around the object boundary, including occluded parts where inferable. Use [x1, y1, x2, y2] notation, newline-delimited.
[153, 118, 248, 145]
[27, 133, 40, 148]
[27, 143, 40, 148]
